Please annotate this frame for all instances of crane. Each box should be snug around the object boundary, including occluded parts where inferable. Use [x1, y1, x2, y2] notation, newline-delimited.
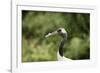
[45, 28, 72, 61]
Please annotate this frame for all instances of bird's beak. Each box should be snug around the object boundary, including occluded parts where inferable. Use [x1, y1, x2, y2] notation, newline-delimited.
[45, 31, 58, 38]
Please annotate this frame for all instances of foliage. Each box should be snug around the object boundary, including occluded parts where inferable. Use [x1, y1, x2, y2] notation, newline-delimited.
[22, 10, 90, 62]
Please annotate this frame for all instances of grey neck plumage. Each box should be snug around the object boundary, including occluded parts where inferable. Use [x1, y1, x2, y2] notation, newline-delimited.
[58, 35, 67, 57]
[59, 39, 64, 56]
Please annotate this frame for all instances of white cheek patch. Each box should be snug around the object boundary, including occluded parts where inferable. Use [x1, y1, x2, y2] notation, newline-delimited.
[59, 28, 67, 34]
[62, 29, 66, 33]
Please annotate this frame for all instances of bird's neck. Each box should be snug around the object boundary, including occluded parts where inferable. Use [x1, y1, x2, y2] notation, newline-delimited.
[58, 39, 65, 57]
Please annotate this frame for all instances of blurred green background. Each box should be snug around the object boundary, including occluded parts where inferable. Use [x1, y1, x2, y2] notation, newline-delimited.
[22, 10, 90, 62]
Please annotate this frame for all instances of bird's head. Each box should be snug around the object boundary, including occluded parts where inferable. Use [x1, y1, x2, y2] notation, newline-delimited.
[45, 28, 67, 38]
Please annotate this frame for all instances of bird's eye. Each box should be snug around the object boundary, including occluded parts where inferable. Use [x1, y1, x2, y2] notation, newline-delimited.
[57, 29, 61, 32]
